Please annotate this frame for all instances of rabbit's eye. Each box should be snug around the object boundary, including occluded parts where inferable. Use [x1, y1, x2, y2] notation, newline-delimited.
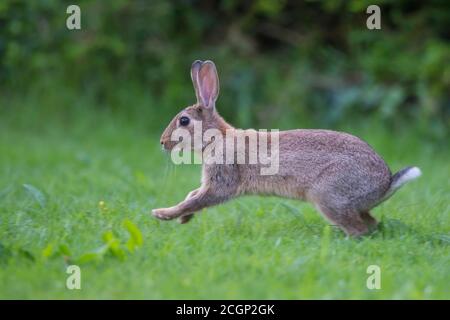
[179, 116, 190, 126]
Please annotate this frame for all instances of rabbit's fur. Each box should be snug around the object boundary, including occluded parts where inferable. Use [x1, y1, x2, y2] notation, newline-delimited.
[153, 60, 421, 237]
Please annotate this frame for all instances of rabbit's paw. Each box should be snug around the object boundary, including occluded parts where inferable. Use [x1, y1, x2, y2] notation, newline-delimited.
[152, 208, 176, 220]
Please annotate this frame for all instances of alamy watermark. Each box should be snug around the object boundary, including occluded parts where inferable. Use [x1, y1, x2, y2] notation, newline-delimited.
[167, 120, 280, 176]
[66, 265, 81, 290]
[66, 5, 81, 30]
[366, 5, 381, 30]
[65, 4, 381, 33]
[366, 265, 381, 290]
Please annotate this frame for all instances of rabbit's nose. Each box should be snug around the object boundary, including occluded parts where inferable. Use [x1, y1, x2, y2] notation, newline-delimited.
[160, 139, 167, 150]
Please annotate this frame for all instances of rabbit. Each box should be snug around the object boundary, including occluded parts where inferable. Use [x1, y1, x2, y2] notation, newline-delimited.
[152, 60, 421, 237]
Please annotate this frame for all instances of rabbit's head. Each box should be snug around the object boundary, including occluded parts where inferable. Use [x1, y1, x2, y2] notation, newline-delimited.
[160, 60, 231, 152]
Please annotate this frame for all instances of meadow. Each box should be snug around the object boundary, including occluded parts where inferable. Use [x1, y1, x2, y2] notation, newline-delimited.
[0, 91, 448, 299]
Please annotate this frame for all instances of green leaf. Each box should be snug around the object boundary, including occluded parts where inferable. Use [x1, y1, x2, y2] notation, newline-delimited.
[110, 247, 126, 260]
[74, 244, 109, 265]
[102, 231, 126, 260]
[77, 252, 103, 264]
[23, 184, 47, 207]
[58, 244, 72, 256]
[123, 219, 143, 252]
[42, 244, 54, 258]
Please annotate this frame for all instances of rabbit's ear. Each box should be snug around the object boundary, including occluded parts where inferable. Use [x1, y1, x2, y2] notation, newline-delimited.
[191, 60, 203, 104]
[197, 60, 220, 109]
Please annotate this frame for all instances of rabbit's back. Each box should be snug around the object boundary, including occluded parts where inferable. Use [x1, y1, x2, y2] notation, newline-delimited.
[277, 129, 390, 179]
[238, 129, 391, 210]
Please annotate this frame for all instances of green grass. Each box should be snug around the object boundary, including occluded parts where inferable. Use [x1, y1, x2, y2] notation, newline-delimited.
[0, 100, 449, 299]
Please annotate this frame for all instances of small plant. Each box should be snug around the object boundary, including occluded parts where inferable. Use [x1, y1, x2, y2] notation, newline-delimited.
[40, 219, 144, 265]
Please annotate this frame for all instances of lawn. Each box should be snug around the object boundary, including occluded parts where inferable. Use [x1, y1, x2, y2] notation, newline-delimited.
[0, 98, 449, 299]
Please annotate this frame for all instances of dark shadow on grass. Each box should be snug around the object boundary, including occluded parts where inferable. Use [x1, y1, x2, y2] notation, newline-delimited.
[373, 218, 450, 247]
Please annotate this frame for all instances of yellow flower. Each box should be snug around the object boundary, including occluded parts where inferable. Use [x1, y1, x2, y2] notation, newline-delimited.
[98, 200, 107, 212]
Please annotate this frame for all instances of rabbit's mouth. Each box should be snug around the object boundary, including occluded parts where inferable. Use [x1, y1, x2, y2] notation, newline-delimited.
[160, 138, 175, 152]
[161, 140, 187, 153]
[161, 142, 173, 152]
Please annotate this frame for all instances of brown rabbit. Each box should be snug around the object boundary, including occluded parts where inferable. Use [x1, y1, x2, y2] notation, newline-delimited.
[152, 60, 421, 237]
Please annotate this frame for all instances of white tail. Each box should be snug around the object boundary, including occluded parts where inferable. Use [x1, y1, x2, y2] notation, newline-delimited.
[380, 166, 422, 203]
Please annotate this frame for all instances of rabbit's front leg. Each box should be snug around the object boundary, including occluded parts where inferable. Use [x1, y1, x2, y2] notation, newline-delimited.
[185, 188, 201, 200]
[153, 187, 230, 221]
[152, 188, 200, 221]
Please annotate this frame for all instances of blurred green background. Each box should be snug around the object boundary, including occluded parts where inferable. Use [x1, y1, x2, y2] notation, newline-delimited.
[1, 0, 449, 135]
[0, 0, 449, 299]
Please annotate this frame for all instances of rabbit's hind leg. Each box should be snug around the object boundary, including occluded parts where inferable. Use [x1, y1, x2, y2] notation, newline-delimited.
[360, 211, 379, 232]
[315, 204, 371, 237]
